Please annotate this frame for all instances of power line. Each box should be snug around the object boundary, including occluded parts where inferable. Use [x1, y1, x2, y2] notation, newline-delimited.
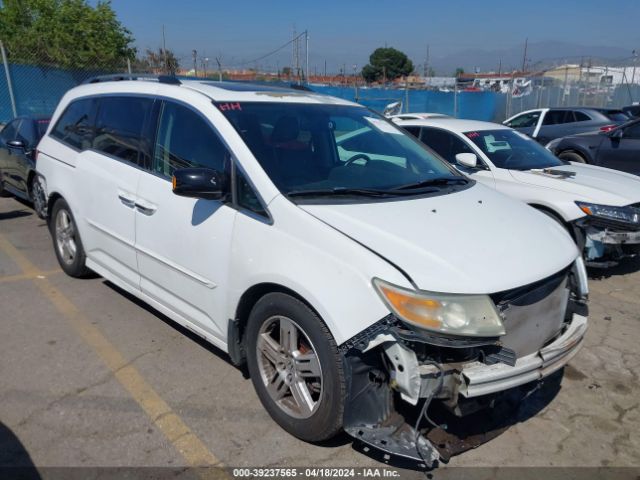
[234, 31, 307, 67]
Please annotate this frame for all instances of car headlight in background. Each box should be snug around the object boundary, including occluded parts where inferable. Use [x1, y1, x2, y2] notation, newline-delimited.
[576, 201, 640, 226]
[373, 278, 505, 337]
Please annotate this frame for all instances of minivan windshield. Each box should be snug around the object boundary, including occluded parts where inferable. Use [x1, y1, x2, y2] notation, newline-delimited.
[464, 129, 564, 170]
[218, 102, 465, 198]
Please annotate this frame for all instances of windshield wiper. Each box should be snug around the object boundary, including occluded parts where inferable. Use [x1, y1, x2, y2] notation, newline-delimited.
[391, 176, 469, 191]
[286, 187, 393, 198]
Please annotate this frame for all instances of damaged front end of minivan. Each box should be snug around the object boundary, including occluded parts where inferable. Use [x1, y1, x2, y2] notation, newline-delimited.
[339, 260, 589, 467]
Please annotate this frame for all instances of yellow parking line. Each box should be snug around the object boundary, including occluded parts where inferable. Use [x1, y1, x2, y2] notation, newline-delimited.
[0, 234, 224, 469]
[0, 269, 62, 283]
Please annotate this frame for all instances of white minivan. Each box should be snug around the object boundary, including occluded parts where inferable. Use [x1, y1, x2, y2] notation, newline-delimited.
[35, 77, 588, 465]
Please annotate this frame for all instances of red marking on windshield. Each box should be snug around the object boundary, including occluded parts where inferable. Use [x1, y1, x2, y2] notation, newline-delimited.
[218, 102, 242, 111]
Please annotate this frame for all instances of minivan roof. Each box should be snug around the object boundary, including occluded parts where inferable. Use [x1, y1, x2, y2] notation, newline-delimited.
[71, 77, 357, 106]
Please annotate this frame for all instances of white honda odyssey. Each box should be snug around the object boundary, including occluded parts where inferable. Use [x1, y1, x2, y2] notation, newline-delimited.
[35, 77, 589, 465]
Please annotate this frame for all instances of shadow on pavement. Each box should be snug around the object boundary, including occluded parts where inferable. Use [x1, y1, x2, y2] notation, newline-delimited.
[0, 421, 41, 479]
[0, 209, 32, 221]
[588, 256, 640, 279]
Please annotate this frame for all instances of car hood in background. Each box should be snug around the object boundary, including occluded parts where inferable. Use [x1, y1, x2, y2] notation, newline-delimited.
[509, 163, 640, 206]
[299, 184, 578, 295]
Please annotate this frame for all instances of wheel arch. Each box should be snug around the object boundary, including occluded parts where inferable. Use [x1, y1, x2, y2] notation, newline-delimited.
[556, 147, 591, 163]
[228, 282, 325, 367]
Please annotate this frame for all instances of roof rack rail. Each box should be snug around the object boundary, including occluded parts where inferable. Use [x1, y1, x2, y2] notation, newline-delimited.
[82, 74, 181, 85]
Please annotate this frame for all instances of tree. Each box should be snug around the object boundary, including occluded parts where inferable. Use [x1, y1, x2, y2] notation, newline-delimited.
[454, 67, 465, 77]
[133, 48, 180, 75]
[0, 0, 135, 70]
[361, 47, 413, 83]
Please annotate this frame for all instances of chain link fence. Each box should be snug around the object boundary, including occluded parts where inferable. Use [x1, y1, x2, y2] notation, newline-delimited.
[0, 39, 132, 124]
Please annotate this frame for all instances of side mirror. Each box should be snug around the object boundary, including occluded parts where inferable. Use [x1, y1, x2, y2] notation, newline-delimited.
[7, 139, 26, 149]
[609, 128, 624, 139]
[172, 167, 229, 201]
[455, 152, 478, 169]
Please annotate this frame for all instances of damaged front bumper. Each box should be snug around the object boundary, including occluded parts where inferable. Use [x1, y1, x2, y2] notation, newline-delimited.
[572, 218, 640, 267]
[339, 272, 588, 467]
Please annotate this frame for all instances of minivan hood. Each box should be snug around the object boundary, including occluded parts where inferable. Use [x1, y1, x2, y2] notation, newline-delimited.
[299, 184, 578, 294]
[509, 163, 640, 205]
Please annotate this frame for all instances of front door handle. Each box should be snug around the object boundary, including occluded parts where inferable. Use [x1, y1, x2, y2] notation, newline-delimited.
[117, 189, 136, 208]
[134, 199, 157, 216]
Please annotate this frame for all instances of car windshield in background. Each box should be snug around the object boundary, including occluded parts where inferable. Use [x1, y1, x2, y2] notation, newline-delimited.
[465, 129, 564, 170]
[218, 102, 463, 199]
[604, 110, 630, 122]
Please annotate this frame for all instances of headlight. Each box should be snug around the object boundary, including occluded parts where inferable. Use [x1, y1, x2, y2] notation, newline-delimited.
[373, 278, 505, 337]
[576, 201, 640, 225]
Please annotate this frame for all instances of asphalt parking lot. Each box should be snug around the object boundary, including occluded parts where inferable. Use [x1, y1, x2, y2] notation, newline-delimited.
[1, 194, 639, 476]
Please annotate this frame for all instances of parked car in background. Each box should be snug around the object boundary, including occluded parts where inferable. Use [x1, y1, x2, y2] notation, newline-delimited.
[0, 115, 50, 217]
[503, 107, 629, 145]
[35, 77, 588, 466]
[622, 104, 640, 118]
[388, 112, 451, 122]
[547, 118, 640, 176]
[397, 117, 640, 266]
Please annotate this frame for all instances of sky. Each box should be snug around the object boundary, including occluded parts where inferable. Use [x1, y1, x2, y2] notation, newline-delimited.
[108, 0, 640, 74]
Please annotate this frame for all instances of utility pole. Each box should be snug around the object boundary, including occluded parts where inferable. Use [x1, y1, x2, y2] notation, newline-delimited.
[324, 59, 327, 79]
[192, 50, 198, 77]
[162, 25, 168, 74]
[215, 57, 223, 82]
[305, 30, 309, 84]
[521, 37, 528, 73]
[632, 49, 638, 86]
[423, 45, 430, 77]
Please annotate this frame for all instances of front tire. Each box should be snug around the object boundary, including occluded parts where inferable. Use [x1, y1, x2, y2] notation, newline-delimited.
[50, 198, 90, 277]
[246, 292, 345, 442]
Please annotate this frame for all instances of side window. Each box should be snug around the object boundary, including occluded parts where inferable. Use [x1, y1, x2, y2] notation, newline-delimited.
[236, 170, 267, 217]
[542, 110, 568, 125]
[420, 128, 474, 164]
[153, 101, 230, 177]
[93, 96, 153, 164]
[16, 120, 36, 148]
[403, 126, 421, 138]
[573, 111, 590, 122]
[506, 112, 540, 128]
[50, 98, 95, 150]
[0, 119, 21, 142]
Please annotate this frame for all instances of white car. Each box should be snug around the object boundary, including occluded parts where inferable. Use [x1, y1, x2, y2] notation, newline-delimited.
[396, 117, 640, 266]
[35, 77, 588, 465]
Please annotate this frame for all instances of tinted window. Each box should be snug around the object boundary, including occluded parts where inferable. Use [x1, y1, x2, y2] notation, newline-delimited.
[1, 119, 21, 142]
[237, 170, 267, 217]
[15, 119, 36, 147]
[506, 111, 540, 128]
[420, 128, 474, 164]
[542, 110, 569, 125]
[153, 102, 230, 177]
[93, 96, 153, 164]
[51, 98, 95, 150]
[573, 111, 591, 122]
[403, 126, 421, 138]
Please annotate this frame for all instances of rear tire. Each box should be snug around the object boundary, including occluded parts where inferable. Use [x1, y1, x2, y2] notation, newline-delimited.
[50, 198, 91, 278]
[558, 151, 587, 164]
[246, 292, 345, 442]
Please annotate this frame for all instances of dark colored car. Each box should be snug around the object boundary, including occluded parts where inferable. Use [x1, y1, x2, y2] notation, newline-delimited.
[0, 116, 50, 216]
[622, 104, 640, 118]
[547, 118, 640, 176]
[503, 107, 629, 145]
